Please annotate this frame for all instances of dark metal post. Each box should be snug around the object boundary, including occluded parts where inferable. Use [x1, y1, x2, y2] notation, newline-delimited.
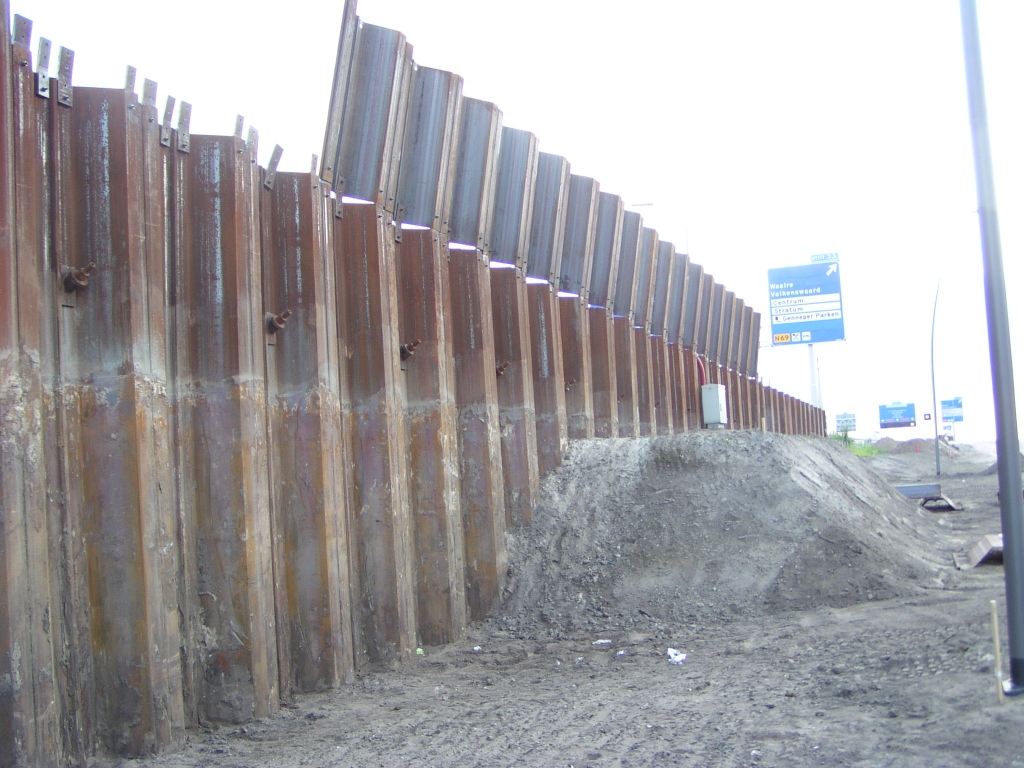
[960, 0, 1024, 694]
[930, 282, 941, 476]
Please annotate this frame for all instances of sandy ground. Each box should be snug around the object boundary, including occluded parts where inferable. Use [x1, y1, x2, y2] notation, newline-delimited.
[119, 434, 1024, 768]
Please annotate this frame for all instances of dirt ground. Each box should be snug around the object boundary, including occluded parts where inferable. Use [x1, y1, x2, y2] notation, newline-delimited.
[122, 433, 1024, 768]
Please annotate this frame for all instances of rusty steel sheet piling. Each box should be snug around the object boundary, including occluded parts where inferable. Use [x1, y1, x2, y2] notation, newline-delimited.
[727, 296, 744, 428]
[528, 283, 568, 473]
[490, 267, 539, 526]
[632, 228, 659, 436]
[2, 15, 61, 763]
[666, 252, 690, 433]
[326, 7, 418, 665]
[612, 210, 643, 438]
[332, 202, 416, 664]
[721, 291, 737, 427]
[260, 170, 355, 695]
[558, 174, 599, 440]
[55, 76, 187, 755]
[393, 65, 468, 645]
[49, 34, 97, 768]
[587, 192, 622, 438]
[740, 306, 756, 428]
[395, 229, 466, 644]
[0, 1, 829, 756]
[448, 97, 507, 619]
[490, 126, 540, 526]
[526, 152, 569, 471]
[649, 239, 676, 435]
[447, 247, 507, 619]
[682, 264, 707, 430]
[172, 132, 280, 722]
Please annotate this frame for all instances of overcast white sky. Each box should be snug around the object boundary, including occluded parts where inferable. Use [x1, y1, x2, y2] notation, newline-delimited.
[11, 0, 1024, 444]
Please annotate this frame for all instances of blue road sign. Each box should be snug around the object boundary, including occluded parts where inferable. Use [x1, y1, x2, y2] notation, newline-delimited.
[941, 397, 964, 423]
[879, 402, 916, 429]
[768, 260, 845, 345]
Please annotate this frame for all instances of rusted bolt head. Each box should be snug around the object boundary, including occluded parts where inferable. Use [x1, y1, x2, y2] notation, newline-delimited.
[63, 261, 97, 292]
[399, 339, 422, 362]
[267, 309, 291, 333]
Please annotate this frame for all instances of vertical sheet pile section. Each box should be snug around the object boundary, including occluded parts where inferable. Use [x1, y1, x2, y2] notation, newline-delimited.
[447, 97, 507, 619]
[558, 174, 598, 440]
[587, 192, 622, 438]
[490, 126, 540, 526]
[394, 65, 467, 646]
[649, 239, 676, 435]
[260, 170, 355, 696]
[613, 211, 643, 437]
[525, 152, 569, 472]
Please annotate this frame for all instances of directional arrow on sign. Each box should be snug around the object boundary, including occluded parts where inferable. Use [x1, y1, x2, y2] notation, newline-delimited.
[826, 264, 837, 276]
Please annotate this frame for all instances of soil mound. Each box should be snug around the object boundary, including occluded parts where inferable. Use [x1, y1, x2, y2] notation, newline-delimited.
[496, 432, 953, 639]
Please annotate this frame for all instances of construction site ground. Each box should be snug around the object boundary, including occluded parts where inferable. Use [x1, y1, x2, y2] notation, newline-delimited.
[123, 433, 1024, 768]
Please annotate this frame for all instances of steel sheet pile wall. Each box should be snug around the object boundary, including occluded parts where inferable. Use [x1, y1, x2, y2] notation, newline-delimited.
[0, 1, 825, 762]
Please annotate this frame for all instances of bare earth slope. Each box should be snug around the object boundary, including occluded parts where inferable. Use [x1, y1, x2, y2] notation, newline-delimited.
[497, 432, 950, 639]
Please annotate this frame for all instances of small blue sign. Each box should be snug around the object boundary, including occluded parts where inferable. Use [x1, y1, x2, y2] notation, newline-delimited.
[879, 402, 916, 429]
[768, 260, 845, 345]
[941, 397, 964, 423]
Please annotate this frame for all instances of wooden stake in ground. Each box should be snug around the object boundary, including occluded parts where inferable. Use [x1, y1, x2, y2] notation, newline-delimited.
[991, 599, 1006, 704]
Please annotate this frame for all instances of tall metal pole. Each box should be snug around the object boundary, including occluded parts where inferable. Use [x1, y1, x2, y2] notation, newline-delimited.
[960, 0, 1024, 696]
[930, 282, 941, 477]
[808, 343, 819, 408]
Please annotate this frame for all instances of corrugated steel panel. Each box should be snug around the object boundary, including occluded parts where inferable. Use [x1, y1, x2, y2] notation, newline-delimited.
[731, 298, 745, 370]
[395, 66, 463, 231]
[525, 152, 570, 282]
[588, 192, 623, 310]
[739, 305, 753, 375]
[722, 291, 736, 367]
[557, 174, 599, 298]
[682, 262, 704, 349]
[633, 227, 658, 330]
[750, 312, 761, 376]
[667, 253, 690, 344]
[332, 23, 410, 209]
[708, 282, 725, 362]
[613, 211, 642, 320]
[490, 127, 538, 267]
[449, 98, 502, 251]
[320, 0, 358, 184]
[649, 239, 675, 337]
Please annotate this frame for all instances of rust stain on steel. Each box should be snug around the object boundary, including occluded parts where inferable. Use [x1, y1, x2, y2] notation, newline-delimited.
[173, 133, 280, 723]
[447, 248, 507, 620]
[650, 336, 674, 436]
[527, 282, 567, 475]
[681, 347, 700, 431]
[395, 229, 467, 645]
[260, 171, 355, 695]
[613, 317, 639, 438]
[588, 307, 618, 438]
[48, 49, 99, 762]
[332, 202, 416, 664]
[490, 267, 540, 527]
[560, 296, 595, 440]
[633, 329, 655, 436]
[2, 21, 61, 764]
[667, 342, 687, 434]
[47, 82, 187, 756]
